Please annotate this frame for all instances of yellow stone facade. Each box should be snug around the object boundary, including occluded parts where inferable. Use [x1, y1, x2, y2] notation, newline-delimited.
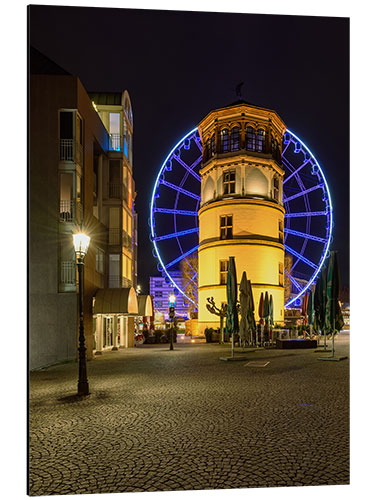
[197, 101, 287, 334]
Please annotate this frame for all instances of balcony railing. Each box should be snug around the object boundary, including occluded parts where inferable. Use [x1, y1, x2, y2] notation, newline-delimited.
[108, 229, 132, 250]
[108, 275, 132, 288]
[109, 133, 121, 151]
[59, 200, 83, 222]
[59, 139, 83, 164]
[60, 261, 76, 285]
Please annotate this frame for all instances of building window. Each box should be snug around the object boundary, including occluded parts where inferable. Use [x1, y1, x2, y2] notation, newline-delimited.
[221, 129, 229, 152]
[279, 262, 284, 286]
[154, 280, 164, 288]
[155, 291, 163, 297]
[223, 170, 236, 195]
[210, 134, 216, 156]
[220, 260, 229, 284]
[154, 300, 163, 308]
[230, 127, 240, 151]
[220, 215, 233, 240]
[246, 126, 256, 151]
[273, 175, 280, 202]
[204, 139, 210, 161]
[278, 219, 284, 243]
[96, 247, 105, 274]
[109, 112, 121, 151]
[256, 129, 265, 152]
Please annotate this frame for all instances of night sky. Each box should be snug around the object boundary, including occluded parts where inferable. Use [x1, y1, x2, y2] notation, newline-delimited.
[29, 5, 349, 292]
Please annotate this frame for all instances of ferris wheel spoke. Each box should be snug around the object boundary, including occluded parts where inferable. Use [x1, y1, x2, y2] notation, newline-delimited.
[165, 244, 200, 269]
[181, 271, 198, 291]
[283, 159, 310, 184]
[192, 134, 203, 152]
[173, 155, 201, 182]
[159, 179, 201, 201]
[284, 183, 323, 203]
[285, 269, 303, 292]
[284, 244, 318, 270]
[153, 227, 199, 242]
[285, 211, 327, 218]
[284, 228, 327, 243]
[154, 208, 198, 216]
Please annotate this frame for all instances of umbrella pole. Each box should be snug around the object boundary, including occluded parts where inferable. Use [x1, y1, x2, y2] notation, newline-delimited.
[231, 332, 234, 358]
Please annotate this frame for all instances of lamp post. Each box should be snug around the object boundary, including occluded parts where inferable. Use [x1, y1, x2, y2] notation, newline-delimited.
[73, 232, 91, 396]
[169, 293, 176, 350]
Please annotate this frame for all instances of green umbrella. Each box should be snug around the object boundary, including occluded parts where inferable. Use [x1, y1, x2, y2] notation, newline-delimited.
[319, 251, 347, 361]
[307, 289, 314, 326]
[226, 256, 239, 357]
[239, 271, 250, 346]
[263, 292, 270, 343]
[247, 280, 256, 345]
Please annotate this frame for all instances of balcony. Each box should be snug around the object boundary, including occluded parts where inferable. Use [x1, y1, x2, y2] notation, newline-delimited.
[108, 275, 132, 288]
[59, 139, 83, 164]
[108, 229, 132, 250]
[59, 200, 83, 223]
[109, 133, 121, 152]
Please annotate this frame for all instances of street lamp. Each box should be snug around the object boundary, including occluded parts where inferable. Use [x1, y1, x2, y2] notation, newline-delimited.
[169, 293, 176, 351]
[73, 232, 91, 396]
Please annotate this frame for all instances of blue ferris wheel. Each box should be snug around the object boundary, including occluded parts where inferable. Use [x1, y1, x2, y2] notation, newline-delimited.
[149, 127, 333, 308]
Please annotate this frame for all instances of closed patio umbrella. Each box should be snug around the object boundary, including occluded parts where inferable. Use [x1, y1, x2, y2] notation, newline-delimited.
[319, 251, 346, 361]
[226, 256, 239, 357]
[258, 292, 264, 346]
[307, 289, 314, 338]
[314, 265, 329, 351]
[239, 271, 250, 346]
[248, 279, 256, 344]
[263, 292, 270, 343]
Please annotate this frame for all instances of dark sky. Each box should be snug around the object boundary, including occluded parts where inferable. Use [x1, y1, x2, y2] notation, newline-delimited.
[29, 5, 349, 291]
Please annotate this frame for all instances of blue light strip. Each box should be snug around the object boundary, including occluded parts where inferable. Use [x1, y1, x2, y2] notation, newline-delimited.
[284, 244, 318, 270]
[150, 127, 200, 305]
[165, 245, 200, 270]
[159, 179, 201, 201]
[154, 208, 198, 216]
[284, 183, 324, 203]
[284, 228, 327, 243]
[153, 227, 199, 242]
[285, 211, 327, 218]
[192, 133, 203, 152]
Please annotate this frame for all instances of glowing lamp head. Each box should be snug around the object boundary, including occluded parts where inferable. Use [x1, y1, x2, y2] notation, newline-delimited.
[73, 232, 90, 258]
[169, 293, 176, 305]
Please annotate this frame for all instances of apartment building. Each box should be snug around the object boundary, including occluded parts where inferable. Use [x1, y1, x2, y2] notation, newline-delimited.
[149, 270, 191, 322]
[29, 48, 146, 370]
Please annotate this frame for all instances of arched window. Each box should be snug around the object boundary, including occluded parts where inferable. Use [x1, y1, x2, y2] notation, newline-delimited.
[210, 134, 216, 156]
[273, 175, 280, 201]
[204, 140, 210, 162]
[221, 129, 229, 153]
[246, 126, 256, 151]
[256, 128, 265, 152]
[230, 127, 240, 151]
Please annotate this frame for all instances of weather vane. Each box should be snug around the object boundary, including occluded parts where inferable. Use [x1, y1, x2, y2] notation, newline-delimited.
[235, 81, 244, 99]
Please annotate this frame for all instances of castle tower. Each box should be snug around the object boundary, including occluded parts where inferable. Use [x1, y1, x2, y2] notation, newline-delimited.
[197, 101, 287, 334]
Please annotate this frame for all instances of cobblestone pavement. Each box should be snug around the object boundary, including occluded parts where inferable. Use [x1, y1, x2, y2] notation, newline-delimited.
[29, 332, 349, 496]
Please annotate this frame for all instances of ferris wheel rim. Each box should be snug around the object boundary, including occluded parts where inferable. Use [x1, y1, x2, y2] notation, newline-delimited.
[150, 127, 200, 305]
[283, 129, 333, 307]
[150, 126, 333, 309]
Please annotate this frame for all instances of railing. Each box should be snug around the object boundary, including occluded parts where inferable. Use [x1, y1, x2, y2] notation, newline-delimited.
[60, 139, 74, 161]
[59, 139, 83, 164]
[109, 228, 121, 245]
[108, 229, 132, 250]
[108, 275, 131, 288]
[59, 200, 83, 222]
[60, 261, 76, 285]
[109, 133, 121, 151]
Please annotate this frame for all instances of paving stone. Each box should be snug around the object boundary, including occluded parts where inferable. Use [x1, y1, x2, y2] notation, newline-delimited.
[28, 334, 349, 495]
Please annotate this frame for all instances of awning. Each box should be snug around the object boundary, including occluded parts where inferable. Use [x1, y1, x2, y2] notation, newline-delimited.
[137, 295, 153, 316]
[93, 287, 138, 315]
